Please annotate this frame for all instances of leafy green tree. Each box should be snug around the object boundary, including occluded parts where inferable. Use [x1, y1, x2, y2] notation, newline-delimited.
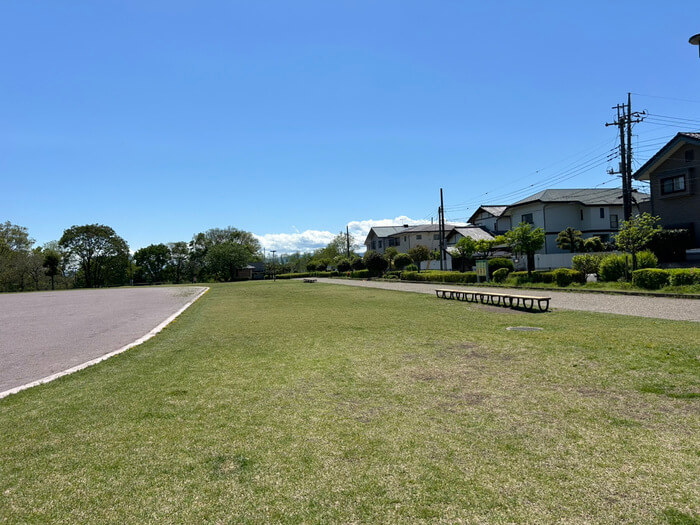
[59, 224, 129, 288]
[43, 249, 62, 290]
[134, 244, 171, 283]
[0, 222, 34, 292]
[504, 223, 545, 276]
[382, 246, 398, 269]
[556, 227, 583, 253]
[26, 247, 45, 290]
[336, 257, 352, 272]
[583, 236, 604, 252]
[363, 250, 388, 276]
[168, 241, 189, 283]
[615, 213, 662, 270]
[474, 237, 504, 259]
[455, 236, 476, 259]
[407, 245, 430, 272]
[205, 242, 249, 281]
[393, 252, 412, 270]
[350, 255, 365, 270]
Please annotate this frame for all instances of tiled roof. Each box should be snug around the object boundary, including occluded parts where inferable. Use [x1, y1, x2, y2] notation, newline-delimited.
[480, 206, 507, 217]
[509, 188, 650, 207]
[366, 225, 412, 238]
[450, 226, 494, 241]
[399, 223, 462, 234]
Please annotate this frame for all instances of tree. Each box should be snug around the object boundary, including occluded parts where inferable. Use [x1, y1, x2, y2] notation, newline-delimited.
[556, 227, 583, 253]
[583, 236, 604, 252]
[393, 252, 412, 271]
[504, 223, 545, 276]
[407, 245, 430, 272]
[384, 246, 398, 269]
[205, 242, 249, 281]
[350, 255, 365, 270]
[336, 257, 352, 272]
[363, 250, 388, 276]
[134, 244, 171, 283]
[168, 241, 189, 283]
[615, 213, 662, 270]
[455, 236, 476, 259]
[200, 227, 261, 256]
[0, 221, 34, 292]
[26, 248, 45, 290]
[43, 249, 61, 290]
[59, 224, 129, 288]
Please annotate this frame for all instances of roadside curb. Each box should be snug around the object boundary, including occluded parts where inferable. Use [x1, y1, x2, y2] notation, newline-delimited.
[0, 286, 210, 401]
[339, 278, 700, 300]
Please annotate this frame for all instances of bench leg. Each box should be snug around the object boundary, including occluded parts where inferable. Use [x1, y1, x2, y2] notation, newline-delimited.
[524, 298, 534, 310]
[538, 299, 549, 312]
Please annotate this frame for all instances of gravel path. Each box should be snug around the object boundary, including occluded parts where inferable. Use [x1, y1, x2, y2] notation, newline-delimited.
[313, 278, 700, 322]
[0, 286, 206, 394]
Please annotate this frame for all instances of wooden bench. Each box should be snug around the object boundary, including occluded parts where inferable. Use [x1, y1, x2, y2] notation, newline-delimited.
[303, 278, 317, 283]
[435, 288, 550, 312]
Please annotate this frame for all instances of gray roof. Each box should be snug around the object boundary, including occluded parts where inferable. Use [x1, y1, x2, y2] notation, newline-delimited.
[366, 225, 412, 239]
[467, 205, 508, 224]
[509, 188, 650, 207]
[633, 132, 700, 181]
[449, 226, 494, 241]
[399, 223, 462, 234]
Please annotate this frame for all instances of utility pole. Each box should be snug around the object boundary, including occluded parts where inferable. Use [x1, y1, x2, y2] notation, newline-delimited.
[605, 95, 645, 221]
[270, 250, 276, 281]
[438, 206, 443, 271]
[439, 188, 446, 271]
[346, 225, 350, 257]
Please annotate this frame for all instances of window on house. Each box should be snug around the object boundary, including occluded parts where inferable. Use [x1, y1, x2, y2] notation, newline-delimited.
[661, 174, 686, 195]
[599, 208, 605, 219]
[685, 150, 695, 163]
[416, 234, 422, 240]
[371, 241, 376, 250]
[433, 234, 440, 240]
[403, 236, 407, 241]
[610, 214, 618, 229]
[378, 240, 382, 248]
[580, 210, 584, 220]
[521, 213, 533, 224]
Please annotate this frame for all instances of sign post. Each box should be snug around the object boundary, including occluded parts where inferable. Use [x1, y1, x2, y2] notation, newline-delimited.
[476, 260, 489, 283]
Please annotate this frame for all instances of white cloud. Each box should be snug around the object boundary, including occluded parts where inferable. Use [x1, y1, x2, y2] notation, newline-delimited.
[254, 229, 337, 254]
[254, 216, 471, 255]
[255, 216, 427, 254]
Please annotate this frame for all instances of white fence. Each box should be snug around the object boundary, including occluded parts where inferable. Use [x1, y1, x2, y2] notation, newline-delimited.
[534, 252, 612, 270]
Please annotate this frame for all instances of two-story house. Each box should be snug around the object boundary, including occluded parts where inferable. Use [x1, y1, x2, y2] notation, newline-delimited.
[471, 188, 650, 255]
[632, 132, 700, 247]
[363, 225, 411, 254]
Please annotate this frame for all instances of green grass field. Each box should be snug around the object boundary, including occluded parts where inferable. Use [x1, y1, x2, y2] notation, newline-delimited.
[1, 282, 698, 523]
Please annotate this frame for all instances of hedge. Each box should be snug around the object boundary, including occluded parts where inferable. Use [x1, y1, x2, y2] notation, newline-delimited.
[668, 268, 700, 286]
[508, 271, 530, 285]
[276, 271, 335, 279]
[631, 269, 670, 290]
[350, 269, 370, 279]
[401, 270, 478, 284]
[599, 254, 628, 282]
[487, 257, 514, 277]
[492, 268, 510, 283]
[552, 268, 585, 287]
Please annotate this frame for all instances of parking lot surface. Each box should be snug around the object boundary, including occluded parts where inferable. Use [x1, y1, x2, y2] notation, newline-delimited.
[0, 286, 206, 394]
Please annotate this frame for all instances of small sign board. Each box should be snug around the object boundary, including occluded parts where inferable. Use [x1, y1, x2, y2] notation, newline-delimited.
[475, 260, 489, 282]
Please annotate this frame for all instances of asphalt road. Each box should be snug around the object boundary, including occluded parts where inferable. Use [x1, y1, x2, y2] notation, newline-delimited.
[0, 286, 206, 394]
[313, 278, 700, 322]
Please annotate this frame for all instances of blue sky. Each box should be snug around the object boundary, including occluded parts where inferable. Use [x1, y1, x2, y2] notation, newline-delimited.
[2, 1, 700, 253]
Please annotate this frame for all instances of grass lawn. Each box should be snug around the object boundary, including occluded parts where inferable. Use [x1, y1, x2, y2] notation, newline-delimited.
[1, 281, 698, 523]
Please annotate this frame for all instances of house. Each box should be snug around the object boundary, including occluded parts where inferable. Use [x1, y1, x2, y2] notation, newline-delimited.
[363, 225, 411, 254]
[632, 132, 700, 247]
[467, 206, 509, 235]
[471, 188, 650, 255]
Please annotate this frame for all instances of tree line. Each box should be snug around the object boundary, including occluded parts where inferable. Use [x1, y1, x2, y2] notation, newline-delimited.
[0, 222, 263, 292]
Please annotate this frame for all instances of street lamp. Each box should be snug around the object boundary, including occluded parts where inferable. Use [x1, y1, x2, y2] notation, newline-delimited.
[690, 33, 700, 57]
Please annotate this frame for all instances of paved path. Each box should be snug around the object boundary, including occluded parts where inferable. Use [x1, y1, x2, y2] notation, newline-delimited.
[0, 286, 206, 394]
[313, 278, 700, 322]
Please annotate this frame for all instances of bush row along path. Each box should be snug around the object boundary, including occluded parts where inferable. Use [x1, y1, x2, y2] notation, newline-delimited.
[313, 278, 700, 322]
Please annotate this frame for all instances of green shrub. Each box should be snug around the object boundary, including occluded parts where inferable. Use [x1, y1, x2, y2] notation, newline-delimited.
[492, 267, 510, 283]
[636, 250, 658, 269]
[508, 271, 530, 285]
[385, 270, 402, 278]
[583, 236, 604, 252]
[552, 268, 585, 287]
[276, 272, 311, 279]
[488, 257, 514, 276]
[647, 228, 693, 262]
[400, 270, 477, 284]
[631, 269, 670, 290]
[531, 270, 554, 284]
[668, 268, 700, 286]
[572, 253, 603, 276]
[350, 269, 370, 279]
[599, 254, 628, 282]
[404, 264, 419, 272]
[401, 271, 419, 281]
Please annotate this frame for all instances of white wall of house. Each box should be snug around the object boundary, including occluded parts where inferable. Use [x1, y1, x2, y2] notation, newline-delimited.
[392, 232, 442, 253]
